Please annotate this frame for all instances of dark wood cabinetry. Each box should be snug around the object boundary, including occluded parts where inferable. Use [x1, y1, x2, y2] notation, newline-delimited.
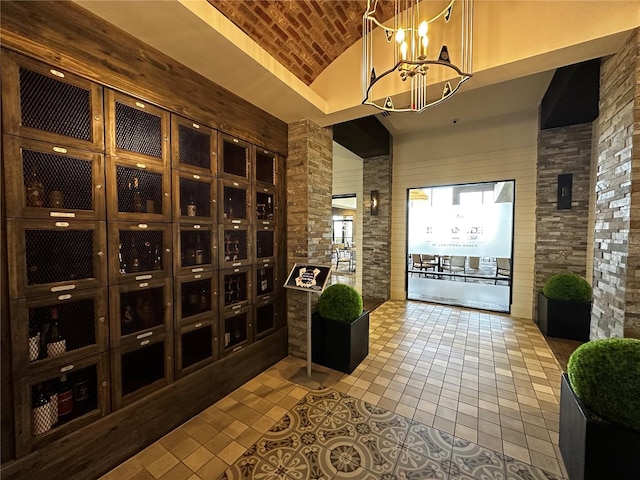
[171, 115, 217, 177]
[14, 353, 110, 458]
[105, 90, 170, 166]
[1, 50, 105, 152]
[3, 136, 106, 221]
[1, 20, 286, 474]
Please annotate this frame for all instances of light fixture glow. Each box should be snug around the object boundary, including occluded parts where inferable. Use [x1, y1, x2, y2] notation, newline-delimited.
[370, 190, 379, 215]
[362, 0, 474, 113]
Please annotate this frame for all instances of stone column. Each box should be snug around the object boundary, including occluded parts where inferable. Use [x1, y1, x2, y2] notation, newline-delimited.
[592, 29, 640, 339]
[534, 123, 593, 320]
[362, 152, 392, 302]
[286, 119, 333, 358]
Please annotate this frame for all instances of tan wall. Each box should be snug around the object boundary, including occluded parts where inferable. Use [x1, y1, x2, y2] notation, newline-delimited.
[390, 110, 539, 320]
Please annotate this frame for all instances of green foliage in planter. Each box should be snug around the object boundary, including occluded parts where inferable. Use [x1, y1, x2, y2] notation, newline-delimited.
[317, 283, 363, 323]
[567, 338, 640, 431]
[543, 272, 592, 302]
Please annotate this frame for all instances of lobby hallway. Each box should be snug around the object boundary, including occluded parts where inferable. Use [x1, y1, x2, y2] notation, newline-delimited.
[100, 301, 567, 480]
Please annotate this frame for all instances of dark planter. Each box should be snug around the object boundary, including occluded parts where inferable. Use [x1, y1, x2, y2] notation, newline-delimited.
[559, 373, 640, 480]
[537, 292, 591, 341]
[311, 310, 369, 374]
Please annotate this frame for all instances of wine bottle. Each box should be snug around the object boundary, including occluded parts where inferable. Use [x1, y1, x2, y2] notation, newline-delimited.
[29, 320, 40, 362]
[118, 242, 128, 274]
[198, 286, 208, 311]
[234, 276, 241, 302]
[233, 238, 240, 261]
[226, 195, 233, 219]
[260, 268, 268, 293]
[152, 244, 162, 270]
[46, 307, 66, 358]
[45, 380, 58, 427]
[187, 193, 196, 217]
[57, 374, 74, 418]
[266, 196, 274, 220]
[73, 373, 89, 404]
[26, 166, 45, 207]
[143, 241, 154, 270]
[225, 278, 233, 305]
[185, 236, 196, 266]
[49, 189, 64, 209]
[132, 177, 143, 213]
[121, 301, 136, 334]
[129, 234, 141, 272]
[32, 383, 51, 436]
[224, 233, 232, 261]
[188, 286, 199, 309]
[195, 234, 204, 265]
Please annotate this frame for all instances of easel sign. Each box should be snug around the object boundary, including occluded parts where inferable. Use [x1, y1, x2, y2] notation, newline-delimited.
[284, 263, 332, 376]
[284, 263, 332, 293]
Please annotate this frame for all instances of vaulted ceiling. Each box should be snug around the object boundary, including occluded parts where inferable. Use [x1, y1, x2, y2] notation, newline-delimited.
[207, 0, 395, 86]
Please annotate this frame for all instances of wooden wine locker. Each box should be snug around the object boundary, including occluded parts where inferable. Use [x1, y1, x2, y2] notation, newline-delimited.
[1, 50, 105, 152]
[0, 9, 288, 472]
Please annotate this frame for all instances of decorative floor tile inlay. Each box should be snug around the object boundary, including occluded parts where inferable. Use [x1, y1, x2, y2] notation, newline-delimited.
[217, 388, 563, 480]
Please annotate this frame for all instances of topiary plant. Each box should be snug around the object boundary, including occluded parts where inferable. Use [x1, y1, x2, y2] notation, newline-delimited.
[317, 283, 363, 323]
[567, 338, 640, 432]
[543, 272, 592, 302]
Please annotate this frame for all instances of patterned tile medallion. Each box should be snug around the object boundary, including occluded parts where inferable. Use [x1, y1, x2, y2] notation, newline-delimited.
[403, 420, 454, 463]
[218, 387, 565, 480]
[350, 432, 402, 476]
[366, 404, 412, 446]
[503, 456, 562, 480]
[394, 446, 448, 480]
[449, 438, 506, 480]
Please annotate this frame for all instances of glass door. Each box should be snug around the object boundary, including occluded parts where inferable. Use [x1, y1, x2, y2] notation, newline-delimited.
[406, 181, 515, 312]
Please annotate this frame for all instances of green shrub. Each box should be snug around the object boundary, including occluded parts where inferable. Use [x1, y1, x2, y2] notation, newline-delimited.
[543, 272, 592, 302]
[567, 338, 640, 431]
[317, 283, 363, 323]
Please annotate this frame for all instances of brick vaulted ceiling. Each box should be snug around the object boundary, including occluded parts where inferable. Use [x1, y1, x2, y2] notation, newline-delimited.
[207, 0, 395, 86]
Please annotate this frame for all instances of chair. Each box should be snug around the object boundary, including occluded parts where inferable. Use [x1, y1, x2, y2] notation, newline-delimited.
[442, 255, 466, 280]
[495, 257, 511, 284]
[468, 256, 480, 270]
[336, 246, 352, 271]
[410, 254, 424, 276]
[420, 254, 439, 277]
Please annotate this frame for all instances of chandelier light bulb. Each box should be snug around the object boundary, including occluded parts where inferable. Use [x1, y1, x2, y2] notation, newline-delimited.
[400, 41, 408, 60]
[418, 20, 428, 37]
[395, 27, 405, 44]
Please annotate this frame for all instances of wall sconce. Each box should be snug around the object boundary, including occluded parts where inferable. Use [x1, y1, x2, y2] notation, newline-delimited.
[370, 190, 379, 215]
[557, 173, 572, 210]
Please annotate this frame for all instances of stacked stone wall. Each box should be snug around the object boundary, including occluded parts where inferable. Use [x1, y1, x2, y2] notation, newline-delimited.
[363, 153, 392, 302]
[286, 120, 333, 358]
[593, 29, 640, 339]
[534, 123, 593, 322]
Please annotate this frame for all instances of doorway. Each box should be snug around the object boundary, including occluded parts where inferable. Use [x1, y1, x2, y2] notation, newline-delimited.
[406, 181, 514, 312]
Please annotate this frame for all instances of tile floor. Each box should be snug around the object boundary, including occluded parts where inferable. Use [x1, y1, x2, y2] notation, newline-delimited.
[100, 300, 567, 480]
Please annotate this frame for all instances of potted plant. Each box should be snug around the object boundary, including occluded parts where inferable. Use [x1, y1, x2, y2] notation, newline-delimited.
[559, 338, 640, 480]
[311, 283, 369, 374]
[537, 272, 592, 341]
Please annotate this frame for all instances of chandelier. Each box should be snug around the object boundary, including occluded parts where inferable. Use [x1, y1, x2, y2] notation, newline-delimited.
[362, 0, 473, 113]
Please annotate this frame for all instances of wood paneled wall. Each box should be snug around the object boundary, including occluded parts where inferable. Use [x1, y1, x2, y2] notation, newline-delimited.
[0, 0, 288, 157]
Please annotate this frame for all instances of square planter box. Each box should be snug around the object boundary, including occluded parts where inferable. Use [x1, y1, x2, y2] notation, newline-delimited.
[311, 310, 369, 374]
[537, 292, 591, 341]
[559, 373, 640, 480]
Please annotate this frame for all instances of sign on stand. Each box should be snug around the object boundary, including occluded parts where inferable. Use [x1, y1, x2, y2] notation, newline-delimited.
[284, 263, 332, 376]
